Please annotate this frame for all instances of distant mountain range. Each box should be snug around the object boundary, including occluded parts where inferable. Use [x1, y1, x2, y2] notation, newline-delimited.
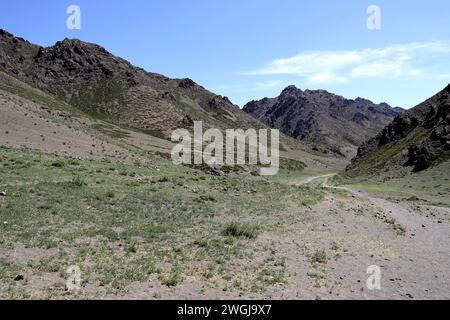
[5, 28, 432, 169]
[2, 28, 350, 171]
[243, 85, 404, 157]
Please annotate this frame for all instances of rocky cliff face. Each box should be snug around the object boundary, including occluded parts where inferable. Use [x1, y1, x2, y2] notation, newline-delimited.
[243, 85, 403, 157]
[351, 84, 450, 173]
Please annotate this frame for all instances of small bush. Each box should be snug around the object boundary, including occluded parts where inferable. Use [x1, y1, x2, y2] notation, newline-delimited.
[307, 272, 324, 288]
[159, 266, 183, 287]
[223, 222, 259, 239]
[68, 159, 80, 166]
[393, 224, 406, 236]
[106, 191, 115, 198]
[330, 241, 339, 251]
[195, 195, 217, 203]
[71, 176, 86, 187]
[310, 250, 328, 264]
[126, 242, 137, 254]
[51, 160, 66, 168]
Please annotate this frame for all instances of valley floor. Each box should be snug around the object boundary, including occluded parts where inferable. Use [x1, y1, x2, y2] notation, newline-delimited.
[0, 147, 448, 300]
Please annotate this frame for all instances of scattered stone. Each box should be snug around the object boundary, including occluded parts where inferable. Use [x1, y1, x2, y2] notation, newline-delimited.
[14, 274, 24, 281]
[0, 191, 6, 197]
[178, 78, 196, 89]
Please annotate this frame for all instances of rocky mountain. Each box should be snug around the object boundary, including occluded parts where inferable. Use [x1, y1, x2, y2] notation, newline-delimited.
[0, 29, 269, 138]
[346, 84, 450, 179]
[243, 85, 404, 157]
[0, 29, 348, 171]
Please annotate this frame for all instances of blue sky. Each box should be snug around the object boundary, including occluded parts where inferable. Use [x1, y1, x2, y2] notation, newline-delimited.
[1, 0, 450, 108]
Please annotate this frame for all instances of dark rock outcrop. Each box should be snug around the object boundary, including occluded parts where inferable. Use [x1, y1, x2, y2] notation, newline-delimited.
[351, 84, 450, 173]
[243, 85, 403, 157]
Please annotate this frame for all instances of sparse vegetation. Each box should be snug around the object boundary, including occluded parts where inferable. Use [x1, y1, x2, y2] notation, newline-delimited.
[71, 175, 86, 187]
[307, 272, 325, 288]
[330, 241, 339, 251]
[223, 222, 260, 239]
[51, 160, 66, 168]
[159, 266, 183, 287]
[105, 191, 115, 198]
[0, 147, 325, 299]
[1, 28, 448, 301]
[310, 250, 328, 264]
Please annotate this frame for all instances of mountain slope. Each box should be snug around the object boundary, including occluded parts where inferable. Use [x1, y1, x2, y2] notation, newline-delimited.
[0, 29, 346, 171]
[0, 29, 269, 136]
[345, 84, 450, 180]
[243, 85, 403, 158]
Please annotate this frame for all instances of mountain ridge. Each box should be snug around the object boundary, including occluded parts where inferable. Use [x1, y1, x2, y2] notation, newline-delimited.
[346, 83, 450, 179]
[0, 28, 348, 170]
[0, 29, 271, 138]
[243, 85, 404, 158]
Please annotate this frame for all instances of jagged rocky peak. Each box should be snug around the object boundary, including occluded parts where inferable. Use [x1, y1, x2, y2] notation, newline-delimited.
[243, 85, 404, 157]
[0, 29, 13, 38]
[281, 85, 301, 95]
[208, 95, 235, 109]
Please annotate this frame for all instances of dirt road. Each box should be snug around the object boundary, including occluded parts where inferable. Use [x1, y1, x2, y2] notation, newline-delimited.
[287, 174, 450, 299]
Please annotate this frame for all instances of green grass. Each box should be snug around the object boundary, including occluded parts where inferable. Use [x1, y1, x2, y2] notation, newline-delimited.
[91, 122, 130, 139]
[344, 128, 430, 180]
[310, 250, 328, 264]
[223, 222, 260, 239]
[51, 160, 67, 168]
[137, 128, 167, 140]
[71, 176, 86, 187]
[341, 159, 450, 206]
[0, 146, 324, 298]
[307, 272, 325, 288]
[0, 71, 88, 118]
[159, 266, 183, 287]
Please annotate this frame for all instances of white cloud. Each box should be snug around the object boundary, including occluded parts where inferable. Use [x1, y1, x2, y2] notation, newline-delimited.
[309, 72, 348, 84]
[351, 60, 404, 77]
[244, 41, 450, 84]
[245, 51, 361, 77]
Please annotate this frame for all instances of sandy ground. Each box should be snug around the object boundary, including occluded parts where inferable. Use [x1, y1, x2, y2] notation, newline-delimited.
[0, 89, 140, 163]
